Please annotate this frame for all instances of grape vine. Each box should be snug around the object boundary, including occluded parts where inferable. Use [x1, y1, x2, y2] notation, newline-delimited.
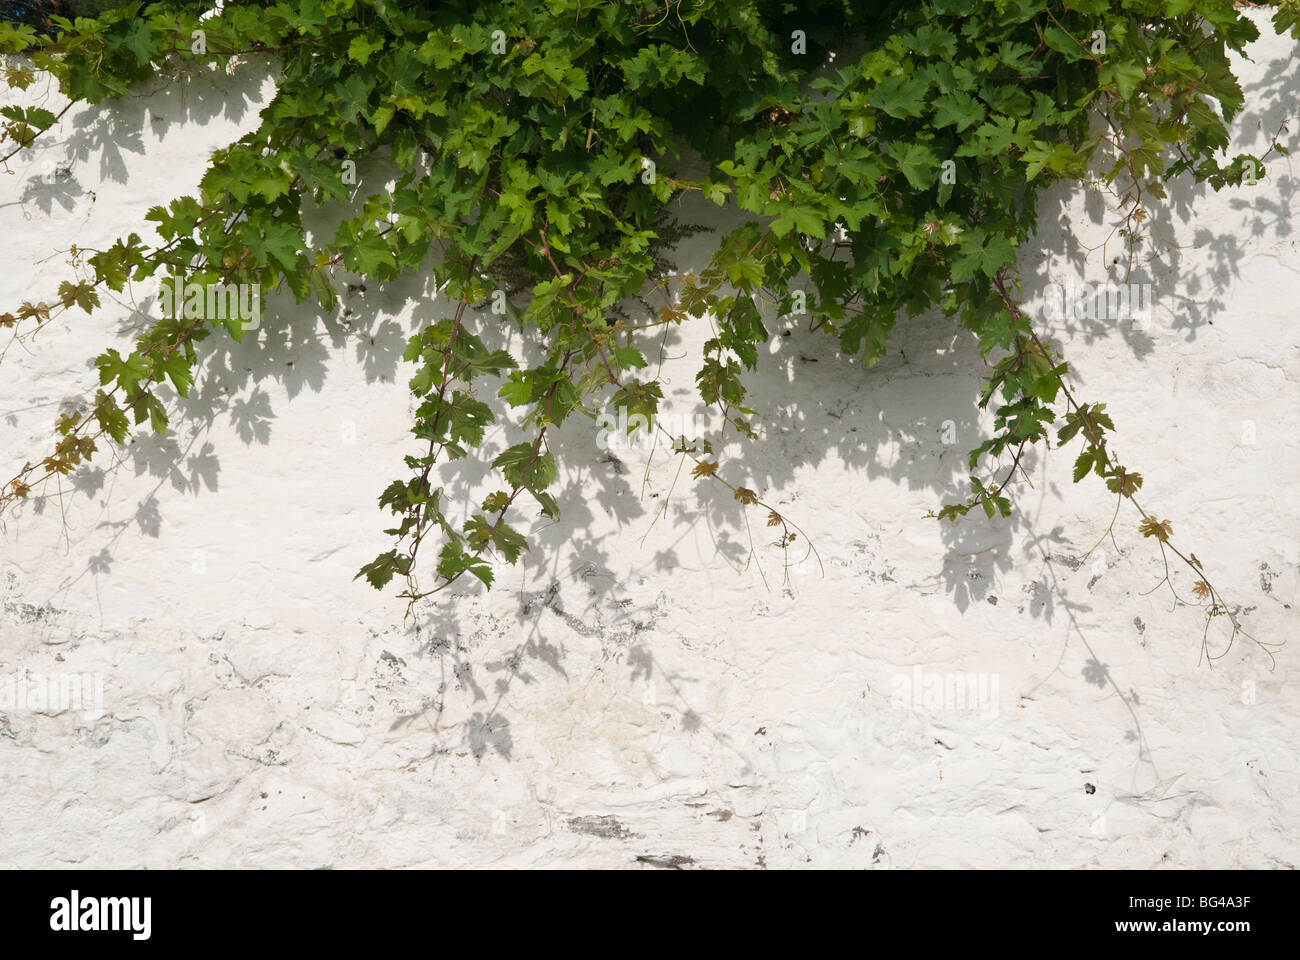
[2, 0, 1296, 663]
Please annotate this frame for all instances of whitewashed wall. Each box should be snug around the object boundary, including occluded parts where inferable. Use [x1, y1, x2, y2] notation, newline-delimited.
[1, 14, 1297, 868]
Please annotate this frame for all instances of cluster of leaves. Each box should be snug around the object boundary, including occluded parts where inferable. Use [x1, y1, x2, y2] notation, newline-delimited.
[1, 0, 1295, 654]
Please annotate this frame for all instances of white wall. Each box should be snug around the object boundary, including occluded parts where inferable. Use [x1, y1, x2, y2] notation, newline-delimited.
[1, 15, 1297, 868]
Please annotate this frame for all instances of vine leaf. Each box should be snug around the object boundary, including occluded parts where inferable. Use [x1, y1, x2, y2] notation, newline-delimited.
[1138, 517, 1173, 542]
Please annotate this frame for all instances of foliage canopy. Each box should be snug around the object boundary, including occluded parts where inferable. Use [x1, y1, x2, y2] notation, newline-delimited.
[1, 0, 1296, 660]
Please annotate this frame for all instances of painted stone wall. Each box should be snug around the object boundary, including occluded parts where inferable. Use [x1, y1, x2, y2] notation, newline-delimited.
[1, 13, 1297, 868]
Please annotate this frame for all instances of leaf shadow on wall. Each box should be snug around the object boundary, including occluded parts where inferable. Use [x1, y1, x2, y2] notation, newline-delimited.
[12, 44, 1295, 782]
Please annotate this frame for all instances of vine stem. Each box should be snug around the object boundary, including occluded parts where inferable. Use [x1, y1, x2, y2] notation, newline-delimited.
[0, 100, 75, 164]
[991, 271, 1279, 668]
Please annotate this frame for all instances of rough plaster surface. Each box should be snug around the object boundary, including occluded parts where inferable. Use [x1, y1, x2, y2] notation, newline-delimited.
[1, 16, 1298, 869]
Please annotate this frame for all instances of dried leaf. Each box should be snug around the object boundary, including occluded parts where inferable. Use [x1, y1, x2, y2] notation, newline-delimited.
[1138, 517, 1173, 542]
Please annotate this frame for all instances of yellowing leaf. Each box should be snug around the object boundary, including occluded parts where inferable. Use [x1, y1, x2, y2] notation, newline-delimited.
[1138, 517, 1173, 542]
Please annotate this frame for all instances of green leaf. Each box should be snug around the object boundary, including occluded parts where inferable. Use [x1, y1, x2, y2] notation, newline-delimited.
[493, 442, 557, 492]
[490, 521, 528, 564]
[95, 348, 149, 395]
[122, 18, 155, 66]
[93, 391, 130, 444]
[894, 143, 939, 190]
[868, 72, 930, 119]
[614, 346, 647, 370]
[372, 103, 395, 135]
[1072, 448, 1095, 483]
[155, 352, 193, 398]
[348, 34, 385, 65]
[356, 550, 402, 589]
[770, 203, 826, 239]
[498, 373, 533, 407]
[143, 394, 168, 435]
[1101, 61, 1147, 101]
[931, 91, 983, 132]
